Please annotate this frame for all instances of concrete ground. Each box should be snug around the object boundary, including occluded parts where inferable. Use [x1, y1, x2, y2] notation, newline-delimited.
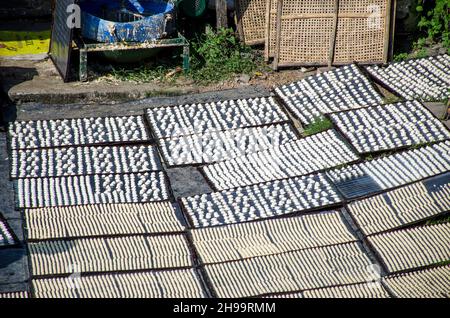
[0, 57, 316, 105]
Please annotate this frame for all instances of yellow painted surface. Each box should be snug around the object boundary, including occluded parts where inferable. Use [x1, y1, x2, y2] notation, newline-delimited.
[0, 30, 50, 57]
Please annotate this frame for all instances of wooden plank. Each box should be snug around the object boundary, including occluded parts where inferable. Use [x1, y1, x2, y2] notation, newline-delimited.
[50, 0, 77, 82]
[272, 0, 283, 70]
[264, 0, 273, 61]
[387, 0, 396, 62]
[216, 0, 228, 28]
[328, 0, 340, 67]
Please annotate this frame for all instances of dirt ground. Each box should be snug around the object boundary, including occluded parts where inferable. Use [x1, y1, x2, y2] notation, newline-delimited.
[0, 55, 319, 105]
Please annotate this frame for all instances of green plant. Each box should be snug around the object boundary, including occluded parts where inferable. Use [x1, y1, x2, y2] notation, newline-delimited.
[416, 0, 450, 52]
[414, 48, 429, 58]
[189, 27, 261, 83]
[303, 117, 333, 136]
[393, 53, 409, 62]
[426, 214, 450, 226]
[111, 59, 182, 83]
[383, 95, 402, 104]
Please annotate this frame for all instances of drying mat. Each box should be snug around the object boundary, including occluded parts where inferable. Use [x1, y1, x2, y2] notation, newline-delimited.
[274, 64, 383, 126]
[367, 223, 450, 273]
[158, 123, 298, 167]
[32, 268, 207, 298]
[268, 0, 392, 68]
[327, 141, 450, 200]
[28, 234, 193, 277]
[8, 115, 150, 151]
[203, 242, 373, 298]
[366, 54, 450, 101]
[384, 266, 450, 298]
[25, 201, 186, 240]
[201, 129, 359, 191]
[145, 96, 289, 139]
[0, 215, 16, 247]
[190, 210, 356, 264]
[347, 173, 450, 236]
[11, 144, 162, 179]
[180, 173, 342, 228]
[329, 101, 450, 155]
[15, 171, 170, 208]
[236, 0, 267, 45]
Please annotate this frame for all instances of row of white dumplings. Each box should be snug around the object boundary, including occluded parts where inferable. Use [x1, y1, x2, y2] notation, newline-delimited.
[368, 223, 450, 273]
[302, 283, 390, 298]
[384, 266, 450, 298]
[9, 116, 149, 150]
[15, 172, 169, 208]
[32, 269, 206, 298]
[159, 123, 297, 166]
[268, 266, 450, 298]
[327, 141, 450, 193]
[204, 242, 373, 298]
[11, 145, 162, 179]
[146, 97, 288, 139]
[366, 54, 450, 101]
[191, 211, 356, 264]
[0, 292, 29, 298]
[265, 283, 389, 298]
[181, 173, 341, 228]
[29, 235, 193, 276]
[202, 130, 358, 191]
[277, 80, 383, 125]
[278, 64, 375, 97]
[330, 101, 450, 153]
[25, 202, 185, 240]
[0, 220, 15, 246]
[348, 178, 450, 235]
[270, 266, 450, 298]
[276, 64, 382, 124]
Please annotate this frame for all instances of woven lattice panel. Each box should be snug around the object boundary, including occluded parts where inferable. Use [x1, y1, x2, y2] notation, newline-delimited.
[269, 0, 391, 66]
[275, 0, 336, 65]
[334, 0, 389, 63]
[236, 0, 267, 45]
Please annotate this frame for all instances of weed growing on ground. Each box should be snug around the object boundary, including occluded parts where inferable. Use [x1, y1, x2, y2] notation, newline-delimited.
[110, 27, 264, 85]
[383, 95, 402, 104]
[426, 214, 450, 226]
[393, 53, 409, 62]
[189, 27, 263, 84]
[303, 117, 333, 136]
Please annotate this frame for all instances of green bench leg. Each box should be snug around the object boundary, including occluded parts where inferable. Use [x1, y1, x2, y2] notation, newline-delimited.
[183, 44, 190, 73]
[79, 49, 88, 82]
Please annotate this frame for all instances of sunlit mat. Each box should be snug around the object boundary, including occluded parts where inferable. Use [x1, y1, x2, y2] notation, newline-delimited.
[0, 30, 50, 57]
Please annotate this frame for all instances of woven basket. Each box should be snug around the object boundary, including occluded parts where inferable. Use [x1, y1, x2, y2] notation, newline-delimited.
[268, 0, 392, 68]
[236, 0, 267, 45]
